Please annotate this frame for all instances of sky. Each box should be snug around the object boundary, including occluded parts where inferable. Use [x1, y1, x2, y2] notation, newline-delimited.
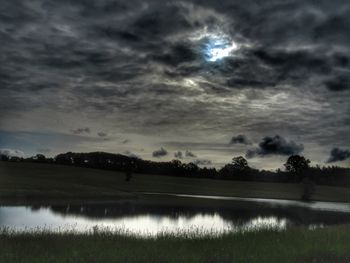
[0, 0, 349, 169]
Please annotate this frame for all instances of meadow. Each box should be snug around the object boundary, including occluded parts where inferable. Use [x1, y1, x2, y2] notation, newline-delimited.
[1, 225, 350, 263]
[1, 162, 350, 263]
[1, 161, 350, 205]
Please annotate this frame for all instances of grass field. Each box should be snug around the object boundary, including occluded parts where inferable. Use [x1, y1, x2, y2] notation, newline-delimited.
[1, 161, 350, 204]
[1, 225, 350, 263]
[1, 162, 350, 263]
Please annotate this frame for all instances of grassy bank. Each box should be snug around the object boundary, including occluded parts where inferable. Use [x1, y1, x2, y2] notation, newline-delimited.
[1, 161, 350, 204]
[1, 225, 350, 263]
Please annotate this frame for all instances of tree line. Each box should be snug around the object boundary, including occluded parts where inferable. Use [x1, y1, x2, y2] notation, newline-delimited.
[1, 152, 349, 187]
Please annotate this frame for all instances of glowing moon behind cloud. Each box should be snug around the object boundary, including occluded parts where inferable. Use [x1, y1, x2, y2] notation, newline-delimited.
[205, 38, 238, 62]
[190, 28, 239, 62]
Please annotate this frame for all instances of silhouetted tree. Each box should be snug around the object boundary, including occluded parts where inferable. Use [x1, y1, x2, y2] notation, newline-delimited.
[184, 162, 199, 176]
[35, 154, 46, 162]
[9, 156, 22, 162]
[0, 154, 9, 161]
[284, 155, 310, 179]
[284, 155, 313, 201]
[231, 156, 249, 171]
[10, 150, 350, 187]
[219, 156, 250, 180]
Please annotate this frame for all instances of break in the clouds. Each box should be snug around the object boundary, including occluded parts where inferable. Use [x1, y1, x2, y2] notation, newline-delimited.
[327, 148, 350, 163]
[0, 0, 349, 169]
[246, 135, 304, 158]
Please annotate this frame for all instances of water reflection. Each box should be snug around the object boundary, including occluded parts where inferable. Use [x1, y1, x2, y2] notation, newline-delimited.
[1, 197, 349, 237]
[0, 207, 290, 236]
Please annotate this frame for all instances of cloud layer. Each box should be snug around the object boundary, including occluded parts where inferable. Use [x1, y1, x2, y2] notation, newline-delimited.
[0, 0, 349, 168]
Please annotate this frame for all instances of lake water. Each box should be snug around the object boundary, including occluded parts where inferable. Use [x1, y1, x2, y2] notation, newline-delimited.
[1, 194, 350, 237]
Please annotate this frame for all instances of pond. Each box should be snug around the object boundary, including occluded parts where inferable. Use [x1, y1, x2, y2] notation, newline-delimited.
[1, 194, 350, 237]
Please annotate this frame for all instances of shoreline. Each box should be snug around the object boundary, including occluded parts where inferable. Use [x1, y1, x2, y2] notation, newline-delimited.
[1, 190, 350, 207]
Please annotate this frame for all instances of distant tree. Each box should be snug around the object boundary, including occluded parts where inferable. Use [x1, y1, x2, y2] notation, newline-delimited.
[284, 155, 313, 201]
[219, 164, 233, 179]
[219, 156, 250, 180]
[183, 162, 199, 176]
[231, 156, 249, 171]
[35, 154, 46, 162]
[0, 154, 9, 161]
[9, 156, 22, 162]
[284, 155, 310, 176]
[169, 160, 183, 176]
[171, 159, 182, 168]
[25, 150, 350, 187]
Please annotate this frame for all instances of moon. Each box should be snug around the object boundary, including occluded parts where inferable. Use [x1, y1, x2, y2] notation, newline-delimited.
[205, 38, 238, 62]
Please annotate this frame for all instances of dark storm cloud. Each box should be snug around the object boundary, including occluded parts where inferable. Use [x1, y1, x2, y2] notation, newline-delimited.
[206, 0, 350, 92]
[126, 3, 192, 40]
[1, 1, 350, 96]
[230, 135, 251, 145]
[324, 75, 350, 91]
[1, 0, 349, 111]
[71, 128, 90, 135]
[246, 135, 304, 158]
[152, 43, 198, 67]
[248, 49, 332, 89]
[152, 147, 168, 158]
[327, 148, 350, 163]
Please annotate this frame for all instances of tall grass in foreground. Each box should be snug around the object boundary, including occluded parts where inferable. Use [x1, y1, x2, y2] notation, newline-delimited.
[1, 225, 350, 263]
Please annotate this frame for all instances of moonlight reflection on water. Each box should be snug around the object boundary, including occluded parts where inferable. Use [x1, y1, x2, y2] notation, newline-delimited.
[2, 194, 350, 237]
[0, 207, 289, 237]
[1, 195, 349, 237]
